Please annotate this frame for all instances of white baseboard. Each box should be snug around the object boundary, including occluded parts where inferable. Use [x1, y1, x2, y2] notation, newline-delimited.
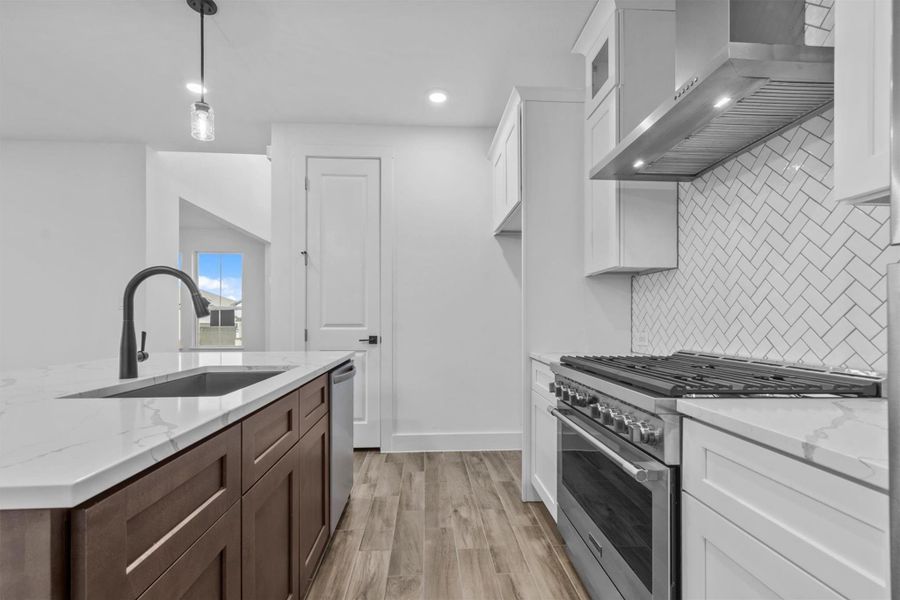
[390, 431, 522, 453]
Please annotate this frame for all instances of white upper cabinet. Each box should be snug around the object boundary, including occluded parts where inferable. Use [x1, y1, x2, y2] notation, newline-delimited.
[575, 2, 678, 275]
[584, 13, 618, 118]
[834, 0, 891, 205]
[489, 95, 522, 234]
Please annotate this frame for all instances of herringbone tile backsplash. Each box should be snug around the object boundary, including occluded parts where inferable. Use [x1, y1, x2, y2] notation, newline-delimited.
[631, 108, 899, 373]
[632, 0, 896, 373]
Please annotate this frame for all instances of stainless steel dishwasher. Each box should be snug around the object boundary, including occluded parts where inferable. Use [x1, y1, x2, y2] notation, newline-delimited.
[330, 360, 355, 532]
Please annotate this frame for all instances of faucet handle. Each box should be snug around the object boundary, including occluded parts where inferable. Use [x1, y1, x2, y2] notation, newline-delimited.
[137, 331, 149, 363]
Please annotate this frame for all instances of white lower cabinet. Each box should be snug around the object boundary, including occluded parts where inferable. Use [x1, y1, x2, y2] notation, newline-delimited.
[530, 391, 557, 519]
[529, 359, 557, 519]
[682, 419, 890, 600]
[682, 493, 841, 600]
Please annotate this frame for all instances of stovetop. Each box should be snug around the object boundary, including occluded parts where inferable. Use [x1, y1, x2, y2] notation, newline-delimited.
[559, 351, 883, 398]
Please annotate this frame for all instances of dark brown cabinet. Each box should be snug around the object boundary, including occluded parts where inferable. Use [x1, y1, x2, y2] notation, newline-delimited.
[62, 370, 338, 600]
[242, 443, 302, 600]
[298, 414, 331, 595]
[242, 390, 301, 492]
[137, 503, 241, 600]
[71, 426, 241, 600]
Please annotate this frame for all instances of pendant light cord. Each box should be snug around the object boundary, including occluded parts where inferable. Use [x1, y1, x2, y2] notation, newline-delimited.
[200, 7, 205, 103]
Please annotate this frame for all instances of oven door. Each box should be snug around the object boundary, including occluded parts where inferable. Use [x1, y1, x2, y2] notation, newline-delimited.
[550, 405, 676, 600]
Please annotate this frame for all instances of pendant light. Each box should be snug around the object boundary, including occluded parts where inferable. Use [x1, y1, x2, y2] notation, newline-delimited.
[187, 0, 217, 141]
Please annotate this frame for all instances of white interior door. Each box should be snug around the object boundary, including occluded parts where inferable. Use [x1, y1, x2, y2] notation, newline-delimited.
[306, 157, 381, 448]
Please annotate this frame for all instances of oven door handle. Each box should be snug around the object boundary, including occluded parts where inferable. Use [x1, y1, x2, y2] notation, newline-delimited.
[549, 407, 656, 483]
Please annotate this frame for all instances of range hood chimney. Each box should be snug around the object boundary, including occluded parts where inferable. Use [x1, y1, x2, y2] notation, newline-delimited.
[591, 0, 834, 182]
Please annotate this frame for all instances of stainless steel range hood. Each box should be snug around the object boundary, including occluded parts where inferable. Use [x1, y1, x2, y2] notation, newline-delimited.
[591, 0, 834, 182]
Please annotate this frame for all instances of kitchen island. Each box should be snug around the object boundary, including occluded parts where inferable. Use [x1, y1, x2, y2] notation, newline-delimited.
[0, 351, 353, 600]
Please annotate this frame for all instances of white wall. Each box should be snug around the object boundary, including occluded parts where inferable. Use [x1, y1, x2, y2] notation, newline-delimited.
[270, 124, 522, 450]
[0, 140, 147, 369]
[179, 204, 268, 351]
[145, 151, 271, 352]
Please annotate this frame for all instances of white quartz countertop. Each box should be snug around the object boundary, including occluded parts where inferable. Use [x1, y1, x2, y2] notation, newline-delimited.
[530, 352, 565, 365]
[0, 351, 353, 509]
[677, 396, 889, 491]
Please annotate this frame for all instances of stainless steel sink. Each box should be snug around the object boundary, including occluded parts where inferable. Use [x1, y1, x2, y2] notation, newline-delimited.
[64, 367, 289, 398]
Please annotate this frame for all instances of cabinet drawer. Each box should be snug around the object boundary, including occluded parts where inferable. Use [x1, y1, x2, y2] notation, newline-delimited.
[682, 493, 840, 600]
[71, 426, 241, 600]
[299, 373, 329, 437]
[683, 419, 890, 599]
[242, 391, 301, 491]
[138, 502, 241, 600]
[531, 359, 555, 400]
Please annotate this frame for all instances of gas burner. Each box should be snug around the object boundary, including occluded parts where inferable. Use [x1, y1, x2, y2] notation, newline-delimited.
[559, 352, 882, 398]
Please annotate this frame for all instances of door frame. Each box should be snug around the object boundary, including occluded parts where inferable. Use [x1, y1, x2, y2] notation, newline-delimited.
[291, 145, 395, 452]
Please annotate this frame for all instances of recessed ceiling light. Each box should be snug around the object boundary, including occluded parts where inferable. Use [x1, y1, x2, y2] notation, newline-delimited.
[186, 82, 208, 94]
[428, 90, 448, 104]
[714, 96, 732, 108]
[633, 159, 645, 169]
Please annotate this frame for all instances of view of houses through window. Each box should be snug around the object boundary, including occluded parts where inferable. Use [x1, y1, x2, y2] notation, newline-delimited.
[196, 252, 243, 347]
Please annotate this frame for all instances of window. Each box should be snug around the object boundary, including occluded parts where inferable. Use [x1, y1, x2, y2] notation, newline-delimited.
[196, 252, 243, 347]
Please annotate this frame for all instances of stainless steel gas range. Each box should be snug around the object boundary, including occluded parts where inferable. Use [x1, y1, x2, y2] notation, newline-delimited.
[549, 352, 882, 600]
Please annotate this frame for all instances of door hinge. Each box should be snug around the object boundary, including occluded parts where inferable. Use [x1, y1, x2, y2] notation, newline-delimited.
[305, 176, 310, 191]
[304, 329, 308, 342]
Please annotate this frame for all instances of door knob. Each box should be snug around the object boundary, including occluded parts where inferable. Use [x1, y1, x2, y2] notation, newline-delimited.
[358, 335, 379, 345]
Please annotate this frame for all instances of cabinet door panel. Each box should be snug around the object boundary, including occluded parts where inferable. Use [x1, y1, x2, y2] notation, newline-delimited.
[71, 426, 241, 600]
[585, 95, 620, 274]
[530, 391, 557, 519]
[299, 415, 331, 594]
[834, 0, 891, 204]
[242, 443, 302, 600]
[585, 12, 619, 119]
[298, 373, 329, 437]
[138, 503, 241, 600]
[504, 119, 520, 213]
[682, 493, 840, 600]
[492, 150, 507, 231]
[683, 419, 890, 599]
[242, 390, 301, 492]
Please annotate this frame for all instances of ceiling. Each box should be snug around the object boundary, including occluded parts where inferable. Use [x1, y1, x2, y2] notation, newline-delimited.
[0, 0, 592, 153]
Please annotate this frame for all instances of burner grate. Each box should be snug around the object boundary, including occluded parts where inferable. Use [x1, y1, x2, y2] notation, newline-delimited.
[560, 354, 882, 397]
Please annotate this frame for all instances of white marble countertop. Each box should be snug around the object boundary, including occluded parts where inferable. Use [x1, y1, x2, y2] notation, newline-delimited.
[677, 396, 889, 491]
[529, 352, 565, 365]
[0, 351, 353, 509]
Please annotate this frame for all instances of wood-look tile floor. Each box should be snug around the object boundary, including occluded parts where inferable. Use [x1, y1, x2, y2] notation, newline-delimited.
[308, 451, 590, 600]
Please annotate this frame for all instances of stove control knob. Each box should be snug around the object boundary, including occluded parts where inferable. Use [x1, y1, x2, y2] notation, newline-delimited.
[615, 414, 634, 434]
[554, 383, 563, 398]
[631, 420, 648, 443]
[605, 409, 620, 428]
[595, 404, 610, 420]
[640, 425, 662, 446]
[576, 393, 589, 407]
[549, 382, 556, 395]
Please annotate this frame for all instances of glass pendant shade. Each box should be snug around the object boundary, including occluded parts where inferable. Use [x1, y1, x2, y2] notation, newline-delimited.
[190, 101, 215, 141]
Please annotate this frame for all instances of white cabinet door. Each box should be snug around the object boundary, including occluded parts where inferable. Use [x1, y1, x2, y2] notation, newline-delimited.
[682, 493, 842, 600]
[530, 390, 557, 520]
[834, 0, 891, 205]
[682, 419, 890, 599]
[585, 11, 618, 119]
[492, 150, 507, 231]
[585, 94, 620, 275]
[504, 119, 520, 217]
